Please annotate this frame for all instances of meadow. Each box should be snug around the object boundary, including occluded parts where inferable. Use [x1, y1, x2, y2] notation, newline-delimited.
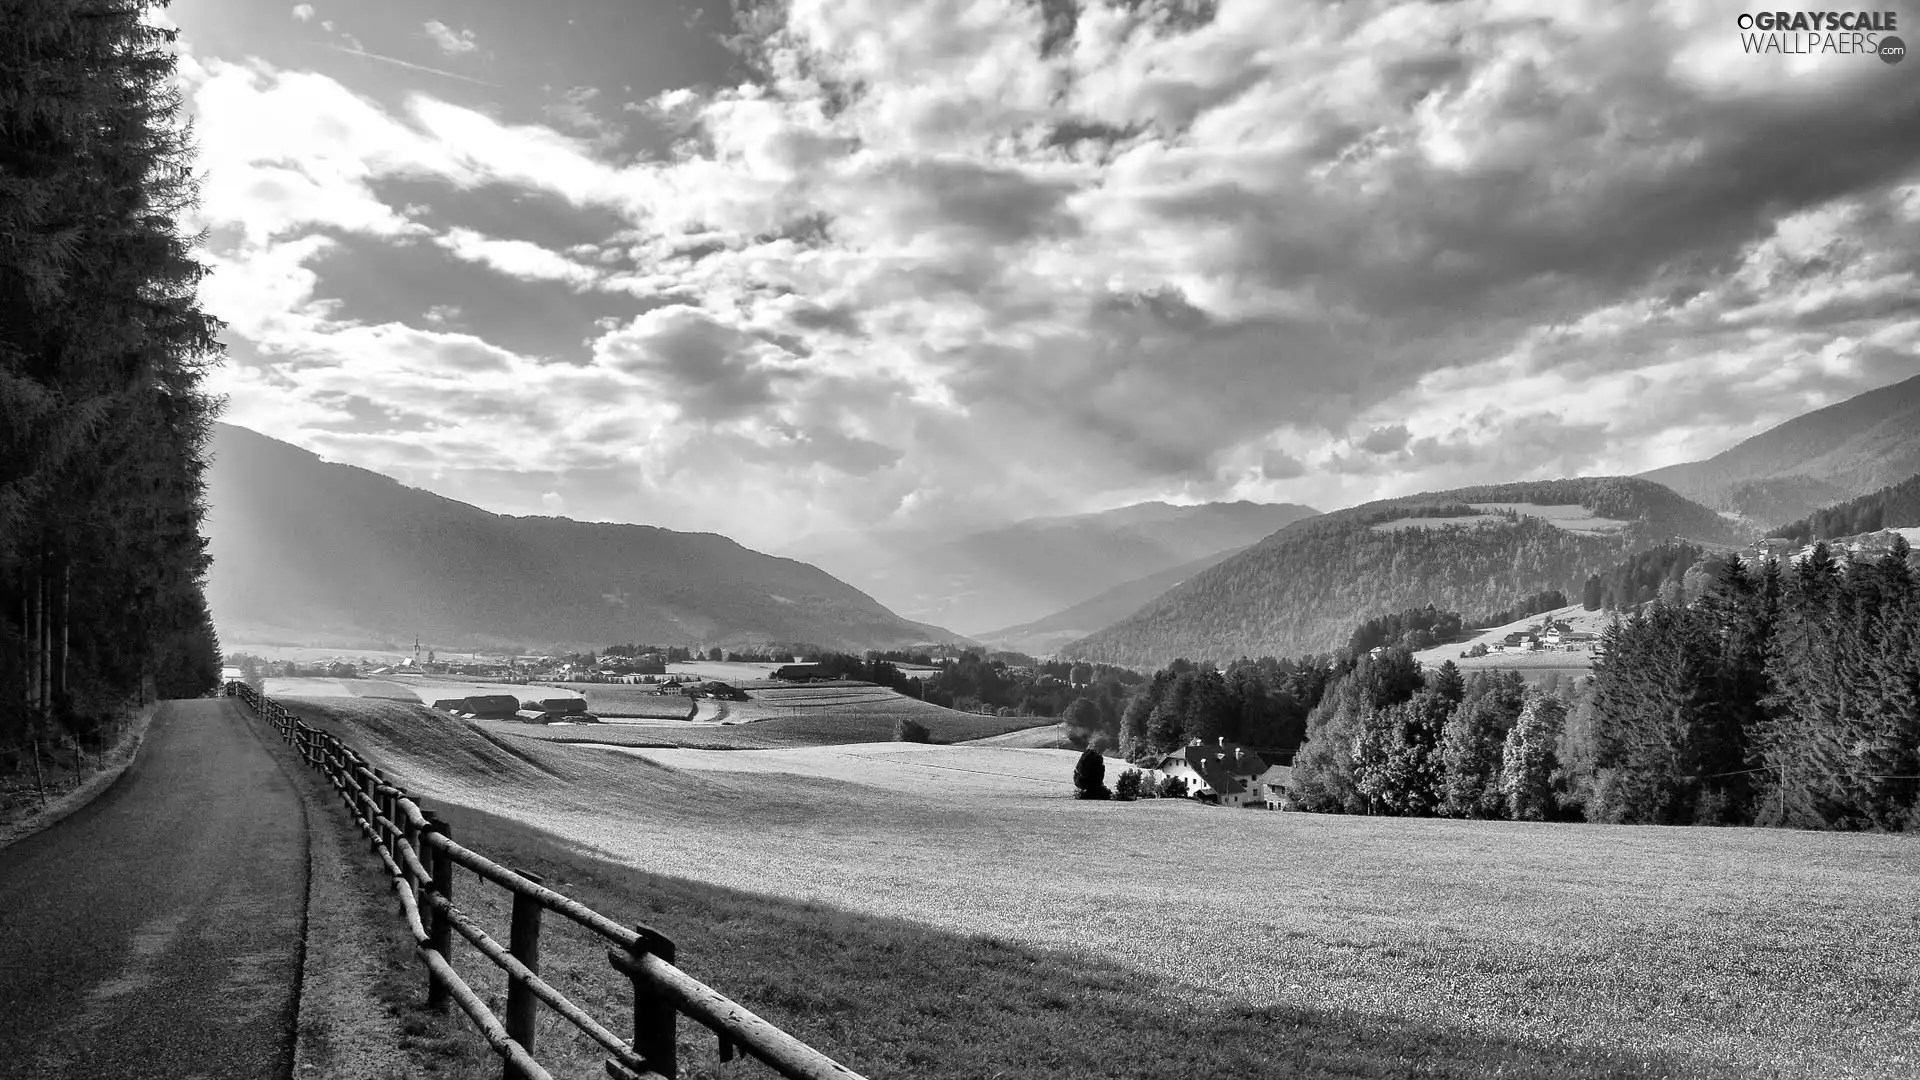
[507, 685, 1047, 749]
[277, 695, 1920, 1080]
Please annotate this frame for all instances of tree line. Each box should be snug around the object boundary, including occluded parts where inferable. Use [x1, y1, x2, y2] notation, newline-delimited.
[1581, 543, 1703, 611]
[1280, 541, 1920, 830]
[3, 0, 224, 750]
[1767, 472, 1920, 546]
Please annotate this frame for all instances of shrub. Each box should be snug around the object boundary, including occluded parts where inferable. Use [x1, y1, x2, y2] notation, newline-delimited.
[1157, 775, 1190, 799]
[1073, 748, 1105, 796]
[1114, 768, 1143, 801]
[894, 717, 931, 743]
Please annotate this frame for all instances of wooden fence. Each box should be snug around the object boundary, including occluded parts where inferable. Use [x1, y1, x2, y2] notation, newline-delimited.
[227, 682, 868, 1080]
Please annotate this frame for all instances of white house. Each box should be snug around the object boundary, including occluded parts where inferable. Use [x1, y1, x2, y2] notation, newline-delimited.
[1145, 738, 1276, 808]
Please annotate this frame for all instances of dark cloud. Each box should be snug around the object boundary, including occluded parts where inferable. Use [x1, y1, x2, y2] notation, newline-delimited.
[786, 302, 863, 336]
[863, 158, 1082, 245]
[1358, 424, 1412, 455]
[300, 231, 636, 365]
[597, 306, 798, 419]
[1260, 448, 1307, 480]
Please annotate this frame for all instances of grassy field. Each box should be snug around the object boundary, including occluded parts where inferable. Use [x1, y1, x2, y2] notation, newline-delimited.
[1408, 602, 1617, 679]
[519, 682, 695, 719]
[508, 683, 1045, 747]
[963, 721, 1075, 748]
[275, 695, 1920, 1080]
[262, 676, 433, 700]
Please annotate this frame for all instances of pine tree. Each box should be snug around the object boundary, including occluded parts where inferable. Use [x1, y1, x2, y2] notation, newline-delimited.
[2, 0, 224, 745]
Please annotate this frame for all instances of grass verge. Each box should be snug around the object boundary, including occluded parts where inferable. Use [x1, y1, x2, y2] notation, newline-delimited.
[0, 701, 158, 851]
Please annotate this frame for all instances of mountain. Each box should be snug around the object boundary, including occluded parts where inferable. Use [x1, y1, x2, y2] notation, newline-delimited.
[1638, 373, 1920, 526]
[203, 424, 959, 652]
[1060, 477, 1745, 668]
[786, 501, 1320, 635]
[976, 546, 1251, 657]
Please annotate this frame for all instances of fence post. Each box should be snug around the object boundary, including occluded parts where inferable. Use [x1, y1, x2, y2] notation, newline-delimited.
[505, 869, 546, 1080]
[422, 811, 454, 1012]
[375, 771, 395, 860]
[628, 925, 678, 1078]
[358, 766, 378, 851]
[402, 803, 424, 904]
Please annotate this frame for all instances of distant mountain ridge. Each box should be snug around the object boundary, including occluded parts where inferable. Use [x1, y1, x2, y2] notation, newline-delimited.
[977, 545, 1252, 656]
[204, 424, 959, 652]
[1061, 477, 1744, 668]
[788, 500, 1320, 635]
[1639, 373, 1920, 526]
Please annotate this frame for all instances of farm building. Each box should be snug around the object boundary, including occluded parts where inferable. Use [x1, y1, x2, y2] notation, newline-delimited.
[1256, 764, 1294, 810]
[771, 664, 824, 682]
[1145, 738, 1274, 809]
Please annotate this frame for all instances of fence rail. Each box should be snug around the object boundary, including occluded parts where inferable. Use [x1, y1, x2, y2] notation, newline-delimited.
[227, 681, 868, 1080]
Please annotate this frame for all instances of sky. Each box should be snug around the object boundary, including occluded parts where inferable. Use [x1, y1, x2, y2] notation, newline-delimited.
[163, 0, 1920, 552]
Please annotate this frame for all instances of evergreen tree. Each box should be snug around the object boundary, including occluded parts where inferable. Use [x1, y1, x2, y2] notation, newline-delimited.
[1757, 545, 1861, 828]
[1073, 748, 1110, 800]
[2, 0, 224, 744]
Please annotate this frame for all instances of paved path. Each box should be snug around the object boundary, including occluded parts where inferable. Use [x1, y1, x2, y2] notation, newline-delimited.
[0, 698, 308, 1080]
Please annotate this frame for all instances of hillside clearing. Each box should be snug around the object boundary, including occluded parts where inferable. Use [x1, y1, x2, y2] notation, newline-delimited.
[282, 695, 1920, 1080]
[1469, 502, 1633, 534]
[1410, 603, 1615, 674]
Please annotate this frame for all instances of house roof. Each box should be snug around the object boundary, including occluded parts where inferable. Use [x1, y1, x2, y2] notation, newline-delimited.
[1155, 742, 1269, 795]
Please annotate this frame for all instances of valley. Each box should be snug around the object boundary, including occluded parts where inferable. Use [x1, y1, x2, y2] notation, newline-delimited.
[263, 691, 1920, 1080]
[11, 10, 1920, 1080]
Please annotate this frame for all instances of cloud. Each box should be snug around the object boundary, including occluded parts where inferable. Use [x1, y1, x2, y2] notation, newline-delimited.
[1357, 424, 1412, 455]
[1260, 448, 1307, 481]
[292, 4, 314, 22]
[423, 20, 478, 56]
[544, 86, 621, 149]
[593, 305, 800, 420]
[179, 1, 1920, 550]
[434, 227, 604, 289]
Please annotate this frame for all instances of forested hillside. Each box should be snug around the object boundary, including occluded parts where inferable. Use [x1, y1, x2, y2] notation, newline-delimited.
[1063, 478, 1744, 667]
[1768, 473, 1920, 545]
[1, 1, 224, 745]
[205, 424, 959, 653]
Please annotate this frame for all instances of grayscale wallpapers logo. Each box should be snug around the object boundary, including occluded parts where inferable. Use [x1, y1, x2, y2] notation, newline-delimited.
[1735, 10, 1906, 60]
